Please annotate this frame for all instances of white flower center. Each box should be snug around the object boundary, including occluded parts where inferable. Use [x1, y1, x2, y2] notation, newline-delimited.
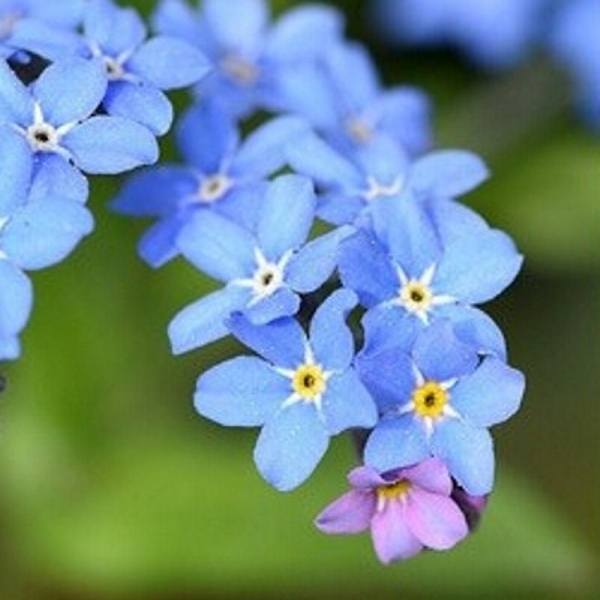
[198, 174, 232, 203]
[220, 53, 258, 85]
[363, 175, 404, 201]
[345, 116, 373, 143]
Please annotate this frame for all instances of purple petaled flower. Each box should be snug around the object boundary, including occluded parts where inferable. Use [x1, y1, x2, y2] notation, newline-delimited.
[315, 458, 469, 564]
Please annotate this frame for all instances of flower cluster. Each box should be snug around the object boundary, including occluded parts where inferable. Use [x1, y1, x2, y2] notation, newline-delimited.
[110, 0, 526, 565]
[0, 0, 209, 359]
[369, 0, 600, 130]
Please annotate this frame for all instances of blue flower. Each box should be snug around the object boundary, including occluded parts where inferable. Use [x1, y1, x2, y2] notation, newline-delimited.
[359, 320, 525, 495]
[370, 0, 549, 70]
[153, 0, 343, 118]
[0, 56, 158, 186]
[195, 289, 378, 491]
[111, 102, 309, 267]
[277, 40, 431, 158]
[10, 0, 211, 134]
[286, 130, 488, 225]
[337, 196, 522, 344]
[168, 174, 349, 352]
[548, 0, 600, 129]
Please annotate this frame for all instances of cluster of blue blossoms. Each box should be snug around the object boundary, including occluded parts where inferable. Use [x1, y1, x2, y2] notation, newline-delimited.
[2, 0, 526, 565]
[370, 0, 600, 130]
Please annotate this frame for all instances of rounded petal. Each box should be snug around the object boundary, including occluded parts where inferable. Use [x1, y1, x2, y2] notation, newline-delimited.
[137, 216, 185, 268]
[168, 286, 249, 354]
[359, 304, 419, 355]
[242, 286, 300, 325]
[450, 357, 525, 427]
[0, 260, 32, 338]
[103, 81, 173, 136]
[321, 370, 377, 435]
[128, 37, 211, 89]
[30, 154, 89, 205]
[404, 489, 468, 550]
[309, 288, 358, 370]
[204, 0, 268, 51]
[0, 128, 32, 214]
[402, 457, 453, 495]
[315, 490, 375, 534]
[34, 58, 107, 124]
[254, 401, 329, 491]
[195, 355, 288, 426]
[431, 420, 495, 495]
[0, 59, 34, 123]
[371, 502, 423, 563]
[364, 416, 430, 474]
[63, 116, 159, 174]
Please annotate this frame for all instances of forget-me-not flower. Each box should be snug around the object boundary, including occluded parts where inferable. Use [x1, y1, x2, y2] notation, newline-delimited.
[315, 459, 469, 564]
[168, 174, 349, 352]
[195, 289, 378, 491]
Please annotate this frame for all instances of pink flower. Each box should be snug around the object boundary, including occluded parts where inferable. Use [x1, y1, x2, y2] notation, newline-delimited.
[315, 458, 469, 564]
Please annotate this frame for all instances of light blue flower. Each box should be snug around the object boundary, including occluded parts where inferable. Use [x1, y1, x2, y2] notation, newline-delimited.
[112, 102, 309, 267]
[0, 56, 158, 186]
[195, 289, 378, 491]
[10, 0, 211, 134]
[168, 174, 349, 352]
[153, 0, 343, 118]
[359, 320, 525, 495]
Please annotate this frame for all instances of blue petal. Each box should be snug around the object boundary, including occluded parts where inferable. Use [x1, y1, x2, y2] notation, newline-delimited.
[359, 304, 419, 355]
[233, 115, 309, 178]
[0, 129, 31, 214]
[34, 58, 107, 124]
[195, 356, 288, 426]
[63, 116, 158, 174]
[434, 228, 523, 304]
[425, 198, 488, 244]
[321, 370, 377, 435]
[176, 210, 255, 281]
[286, 226, 351, 293]
[226, 312, 305, 368]
[412, 320, 479, 382]
[152, 0, 204, 44]
[337, 229, 398, 307]
[0, 333, 21, 361]
[256, 174, 315, 260]
[450, 357, 525, 428]
[364, 416, 430, 474]
[30, 154, 89, 205]
[254, 401, 329, 491]
[309, 288, 357, 370]
[0, 260, 32, 337]
[0, 60, 33, 123]
[203, 0, 267, 51]
[176, 102, 239, 173]
[430, 420, 495, 495]
[317, 191, 364, 225]
[103, 81, 173, 136]
[410, 150, 489, 198]
[3, 199, 93, 270]
[168, 286, 249, 354]
[137, 216, 185, 268]
[127, 36, 211, 89]
[242, 286, 300, 325]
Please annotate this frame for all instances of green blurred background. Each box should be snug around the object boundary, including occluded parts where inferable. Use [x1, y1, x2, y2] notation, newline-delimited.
[1, 1, 598, 598]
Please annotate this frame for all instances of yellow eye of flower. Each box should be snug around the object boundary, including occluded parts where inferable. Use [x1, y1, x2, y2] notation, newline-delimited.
[412, 381, 448, 418]
[376, 479, 412, 507]
[292, 364, 327, 401]
[400, 281, 433, 311]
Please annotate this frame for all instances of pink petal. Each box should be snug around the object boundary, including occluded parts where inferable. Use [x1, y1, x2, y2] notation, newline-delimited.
[315, 490, 375, 534]
[404, 489, 469, 550]
[348, 465, 387, 489]
[371, 502, 423, 564]
[402, 457, 453, 495]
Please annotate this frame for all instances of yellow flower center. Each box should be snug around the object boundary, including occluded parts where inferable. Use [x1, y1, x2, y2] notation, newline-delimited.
[412, 381, 448, 418]
[399, 281, 433, 313]
[376, 480, 412, 506]
[292, 364, 327, 401]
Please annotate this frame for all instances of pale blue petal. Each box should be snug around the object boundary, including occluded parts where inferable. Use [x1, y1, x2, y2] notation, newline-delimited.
[34, 58, 107, 124]
[103, 81, 173, 136]
[63, 116, 159, 174]
[317, 191, 364, 225]
[0, 260, 32, 336]
[364, 416, 430, 474]
[127, 37, 211, 89]
[0, 129, 31, 214]
[254, 401, 328, 491]
[431, 420, 495, 495]
[435, 228, 523, 304]
[359, 305, 419, 355]
[256, 174, 315, 260]
[195, 356, 287, 426]
[176, 210, 255, 281]
[321, 370, 377, 435]
[309, 288, 357, 370]
[30, 154, 89, 205]
[204, 0, 267, 51]
[0, 60, 33, 123]
[226, 312, 305, 368]
[286, 226, 351, 293]
[410, 150, 489, 198]
[168, 286, 249, 354]
[3, 200, 93, 270]
[337, 229, 398, 307]
[242, 286, 300, 325]
[450, 357, 525, 428]
[137, 216, 185, 268]
[425, 198, 489, 244]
